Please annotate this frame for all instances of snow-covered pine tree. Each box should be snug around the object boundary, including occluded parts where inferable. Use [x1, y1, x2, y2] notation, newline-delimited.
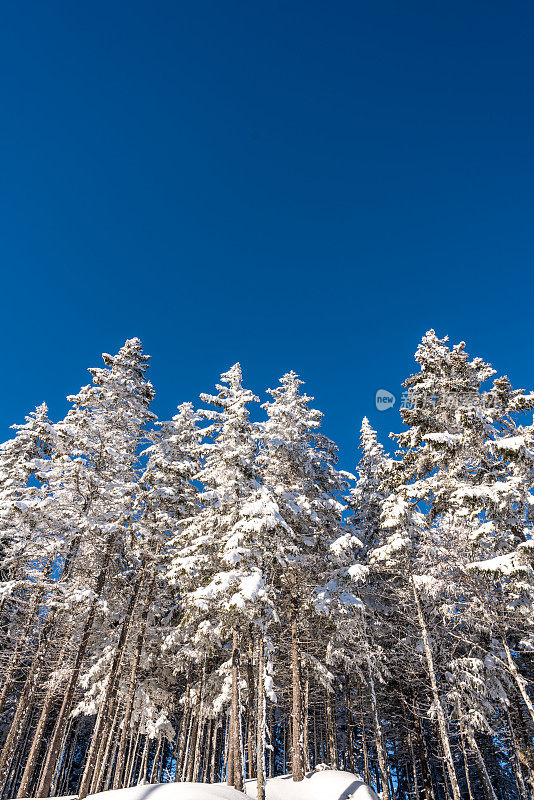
[258, 371, 348, 782]
[169, 365, 282, 793]
[107, 402, 203, 790]
[33, 338, 155, 798]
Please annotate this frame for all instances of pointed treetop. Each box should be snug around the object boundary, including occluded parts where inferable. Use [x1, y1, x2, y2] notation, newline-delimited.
[219, 363, 243, 388]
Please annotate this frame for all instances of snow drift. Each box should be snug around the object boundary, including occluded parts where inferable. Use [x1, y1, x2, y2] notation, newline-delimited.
[46, 770, 380, 800]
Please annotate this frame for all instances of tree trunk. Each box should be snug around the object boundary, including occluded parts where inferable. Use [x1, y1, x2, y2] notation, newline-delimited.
[326, 686, 338, 769]
[137, 736, 150, 785]
[505, 706, 533, 800]
[456, 697, 475, 800]
[78, 567, 145, 798]
[150, 737, 163, 784]
[501, 636, 534, 723]
[363, 627, 389, 800]
[0, 620, 54, 794]
[302, 672, 309, 772]
[344, 671, 354, 774]
[246, 631, 255, 779]
[412, 703, 436, 800]
[359, 686, 371, 786]
[466, 730, 498, 800]
[126, 730, 140, 788]
[191, 668, 205, 783]
[290, 615, 304, 782]
[36, 532, 116, 798]
[209, 719, 219, 784]
[16, 638, 69, 798]
[510, 694, 534, 794]
[256, 635, 265, 800]
[0, 590, 42, 716]
[92, 694, 122, 794]
[228, 628, 243, 791]
[174, 703, 190, 784]
[412, 579, 460, 800]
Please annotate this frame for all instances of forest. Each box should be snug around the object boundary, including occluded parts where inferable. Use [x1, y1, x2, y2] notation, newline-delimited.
[0, 330, 532, 800]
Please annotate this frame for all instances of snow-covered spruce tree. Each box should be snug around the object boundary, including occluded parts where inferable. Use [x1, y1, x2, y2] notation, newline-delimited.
[108, 401, 203, 792]
[332, 418, 393, 799]
[0, 406, 63, 799]
[169, 364, 282, 794]
[398, 334, 534, 723]
[31, 338, 155, 799]
[257, 371, 348, 782]
[0, 403, 56, 716]
[365, 330, 534, 800]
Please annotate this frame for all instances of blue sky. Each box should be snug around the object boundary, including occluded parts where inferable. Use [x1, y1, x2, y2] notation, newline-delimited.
[1, 1, 533, 468]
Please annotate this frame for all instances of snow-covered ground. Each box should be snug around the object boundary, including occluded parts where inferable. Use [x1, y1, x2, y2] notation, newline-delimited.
[21, 770, 379, 800]
[245, 770, 379, 800]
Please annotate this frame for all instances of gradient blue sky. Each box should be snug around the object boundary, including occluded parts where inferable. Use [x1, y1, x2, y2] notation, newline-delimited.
[1, 1, 532, 468]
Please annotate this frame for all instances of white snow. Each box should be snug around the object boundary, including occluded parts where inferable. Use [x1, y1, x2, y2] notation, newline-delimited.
[245, 770, 380, 800]
[16, 771, 379, 800]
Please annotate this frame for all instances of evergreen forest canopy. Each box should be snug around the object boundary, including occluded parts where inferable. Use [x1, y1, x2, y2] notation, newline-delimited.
[0, 330, 532, 800]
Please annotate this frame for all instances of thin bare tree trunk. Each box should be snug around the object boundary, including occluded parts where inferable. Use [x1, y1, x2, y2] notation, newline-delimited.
[256, 635, 265, 800]
[79, 568, 145, 798]
[412, 702, 436, 800]
[126, 731, 141, 788]
[466, 730, 498, 800]
[228, 628, 243, 791]
[362, 625, 389, 800]
[113, 576, 155, 788]
[412, 580, 460, 800]
[457, 698, 475, 800]
[137, 736, 150, 785]
[150, 737, 163, 784]
[359, 687, 371, 786]
[0, 620, 54, 794]
[505, 706, 532, 800]
[0, 591, 42, 716]
[345, 671, 354, 774]
[246, 631, 255, 779]
[510, 695, 534, 794]
[17, 638, 69, 797]
[290, 615, 304, 782]
[326, 686, 338, 769]
[36, 532, 116, 798]
[302, 672, 309, 772]
[92, 695, 122, 794]
[501, 637, 534, 723]
[174, 702, 190, 784]
[224, 711, 232, 785]
[192, 663, 207, 782]
[210, 719, 220, 784]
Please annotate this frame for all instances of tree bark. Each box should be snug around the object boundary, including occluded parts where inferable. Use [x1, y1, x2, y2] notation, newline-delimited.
[256, 635, 265, 800]
[344, 671, 354, 774]
[290, 614, 304, 782]
[246, 631, 255, 779]
[0, 590, 42, 717]
[36, 532, 116, 798]
[361, 616, 389, 800]
[16, 638, 69, 798]
[78, 566, 145, 798]
[325, 685, 338, 769]
[228, 628, 244, 791]
[466, 730, 498, 800]
[0, 617, 55, 794]
[501, 636, 534, 723]
[457, 699, 475, 800]
[412, 579, 461, 800]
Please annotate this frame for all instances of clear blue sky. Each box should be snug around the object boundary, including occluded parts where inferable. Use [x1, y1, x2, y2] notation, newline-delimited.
[1, 1, 532, 468]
